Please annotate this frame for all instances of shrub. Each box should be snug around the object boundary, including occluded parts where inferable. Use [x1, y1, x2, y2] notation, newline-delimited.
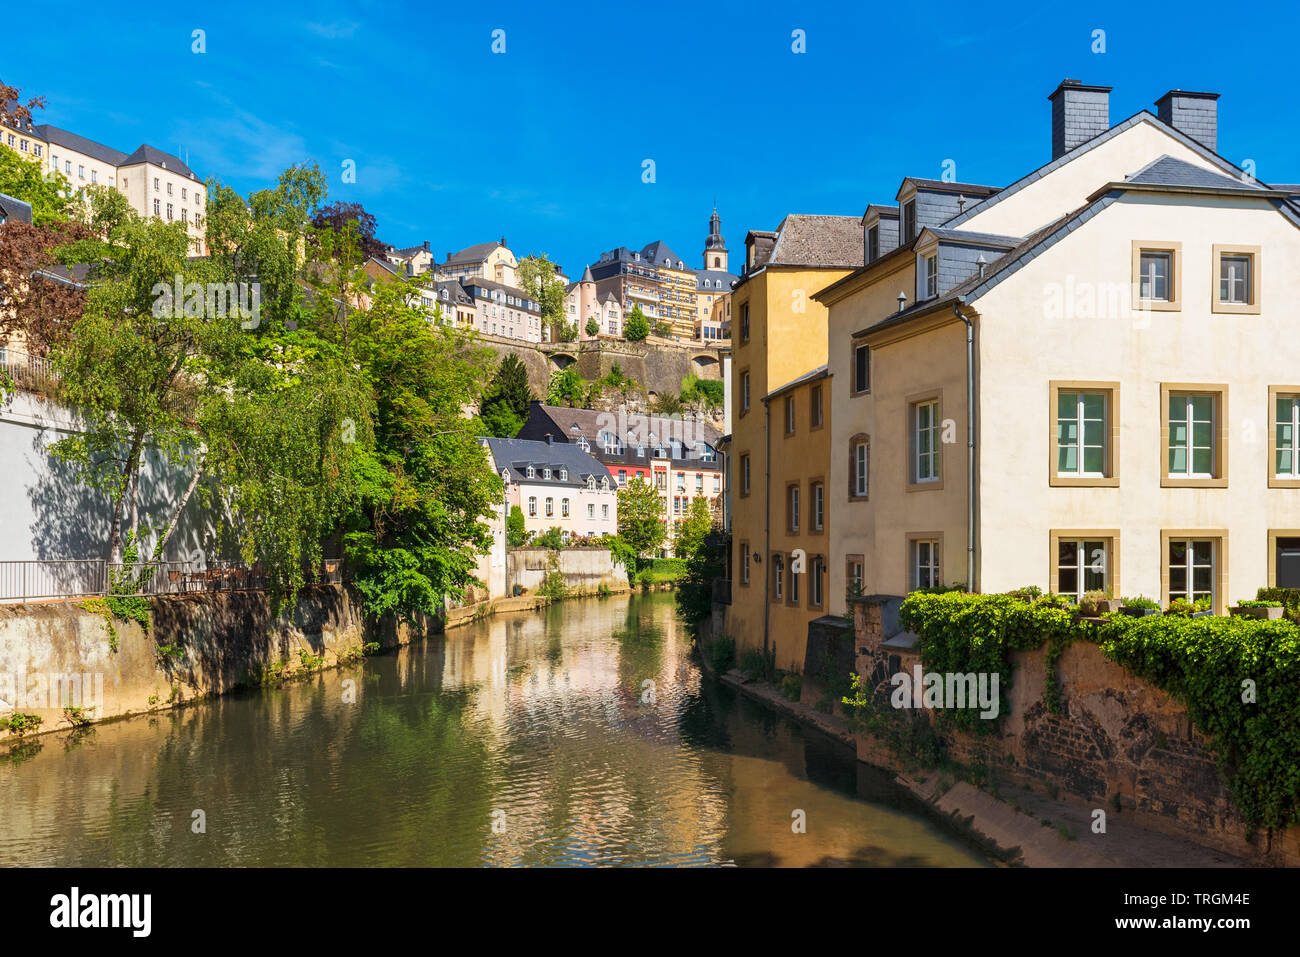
[538, 571, 569, 600]
[705, 634, 735, 673]
[1121, 595, 1161, 610]
[1236, 599, 1283, 608]
[2, 713, 43, 735]
[739, 646, 775, 682]
[780, 673, 803, 701]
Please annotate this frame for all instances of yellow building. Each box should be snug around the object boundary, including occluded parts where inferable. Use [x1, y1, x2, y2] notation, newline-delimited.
[726, 214, 861, 670]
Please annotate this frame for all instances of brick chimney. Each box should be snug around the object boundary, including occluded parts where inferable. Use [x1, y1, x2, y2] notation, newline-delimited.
[1155, 89, 1219, 153]
[1048, 79, 1112, 159]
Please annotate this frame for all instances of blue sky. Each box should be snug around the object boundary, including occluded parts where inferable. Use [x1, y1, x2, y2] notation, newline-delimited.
[7, 1, 1300, 275]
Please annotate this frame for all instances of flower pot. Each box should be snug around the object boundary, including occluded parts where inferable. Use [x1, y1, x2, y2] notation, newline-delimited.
[1120, 606, 1159, 617]
[1230, 605, 1284, 619]
[1094, 599, 1124, 614]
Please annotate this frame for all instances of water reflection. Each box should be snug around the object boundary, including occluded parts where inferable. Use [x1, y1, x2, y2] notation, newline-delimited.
[0, 591, 989, 867]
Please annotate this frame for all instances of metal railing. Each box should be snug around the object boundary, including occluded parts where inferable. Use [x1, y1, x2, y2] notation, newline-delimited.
[0, 558, 343, 603]
[0, 347, 60, 395]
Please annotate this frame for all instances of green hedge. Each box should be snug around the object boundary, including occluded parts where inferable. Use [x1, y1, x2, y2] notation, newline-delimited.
[1256, 587, 1300, 622]
[637, 557, 687, 584]
[892, 591, 1300, 830]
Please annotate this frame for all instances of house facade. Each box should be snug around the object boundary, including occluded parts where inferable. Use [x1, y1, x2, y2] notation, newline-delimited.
[483, 436, 618, 540]
[815, 79, 1300, 616]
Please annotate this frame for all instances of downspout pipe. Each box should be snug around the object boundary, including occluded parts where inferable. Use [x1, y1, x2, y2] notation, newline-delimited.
[954, 298, 976, 592]
[762, 401, 771, 658]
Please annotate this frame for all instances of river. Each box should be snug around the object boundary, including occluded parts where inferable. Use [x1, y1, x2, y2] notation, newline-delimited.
[0, 591, 991, 867]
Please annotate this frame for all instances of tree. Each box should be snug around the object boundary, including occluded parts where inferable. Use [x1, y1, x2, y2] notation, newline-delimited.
[617, 476, 666, 557]
[546, 365, 587, 407]
[0, 218, 95, 353]
[480, 353, 532, 437]
[652, 319, 674, 339]
[0, 83, 73, 226]
[676, 527, 727, 630]
[650, 391, 682, 415]
[674, 496, 715, 558]
[517, 254, 566, 340]
[311, 201, 389, 262]
[507, 505, 527, 546]
[624, 306, 649, 342]
[680, 374, 724, 412]
[585, 316, 600, 337]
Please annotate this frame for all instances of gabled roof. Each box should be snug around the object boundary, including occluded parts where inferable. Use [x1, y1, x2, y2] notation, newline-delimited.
[517, 403, 722, 461]
[765, 214, 863, 268]
[897, 178, 1000, 201]
[917, 226, 1022, 248]
[861, 204, 899, 223]
[35, 124, 128, 166]
[764, 364, 829, 403]
[445, 241, 504, 265]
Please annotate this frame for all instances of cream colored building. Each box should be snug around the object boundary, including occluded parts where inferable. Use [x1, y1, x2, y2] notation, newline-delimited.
[436, 239, 519, 286]
[819, 80, 1300, 615]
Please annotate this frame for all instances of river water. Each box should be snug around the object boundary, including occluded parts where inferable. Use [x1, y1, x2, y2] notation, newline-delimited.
[0, 591, 990, 867]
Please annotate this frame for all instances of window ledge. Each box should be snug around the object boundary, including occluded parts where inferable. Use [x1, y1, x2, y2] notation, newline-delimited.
[1161, 476, 1228, 489]
[1049, 475, 1120, 488]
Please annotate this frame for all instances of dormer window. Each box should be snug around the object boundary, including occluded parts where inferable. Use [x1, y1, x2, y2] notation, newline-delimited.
[559, 468, 568, 481]
[601, 477, 609, 490]
[587, 476, 596, 490]
[542, 467, 552, 480]
[924, 254, 938, 298]
[526, 466, 535, 479]
[868, 224, 880, 262]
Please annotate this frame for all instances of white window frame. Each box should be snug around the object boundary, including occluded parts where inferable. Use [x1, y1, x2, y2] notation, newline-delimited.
[912, 400, 940, 483]
[1057, 391, 1107, 478]
[911, 539, 940, 590]
[1167, 539, 1214, 606]
[1168, 392, 1215, 479]
[1277, 395, 1300, 478]
[1056, 539, 1108, 602]
[855, 442, 868, 497]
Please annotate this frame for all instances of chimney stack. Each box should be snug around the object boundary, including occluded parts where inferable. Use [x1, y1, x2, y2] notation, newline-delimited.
[1048, 79, 1112, 159]
[545, 433, 553, 445]
[1155, 89, 1219, 153]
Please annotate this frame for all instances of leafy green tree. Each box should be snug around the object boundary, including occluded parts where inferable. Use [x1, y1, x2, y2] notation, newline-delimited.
[652, 319, 673, 338]
[585, 316, 600, 337]
[480, 354, 532, 437]
[507, 505, 527, 546]
[674, 496, 715, 558]
[676, 526, 726, 630]
[680, 374, 724, 411]
[534, 526, 565, 550]
[624, 306, 649, 342]
[517, 254, 566, 340]
[650, 391, 683, 415]
[547, 365, 587, 407]
[617, 476, 666, 557]
[0, 83, 73, 225]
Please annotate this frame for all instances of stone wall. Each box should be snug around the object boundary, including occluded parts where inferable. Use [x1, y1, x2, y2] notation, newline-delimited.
[506, 546, 628, 595]
[0, 585, 431, 734]
[482, 335, 724, 401]
[847, 595, 1300, 865]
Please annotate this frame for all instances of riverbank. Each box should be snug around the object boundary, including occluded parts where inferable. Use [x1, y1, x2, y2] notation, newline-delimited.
[704, 662, 1248, 868]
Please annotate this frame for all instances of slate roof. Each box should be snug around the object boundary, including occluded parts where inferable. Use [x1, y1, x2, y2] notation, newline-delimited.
[1123, 154, 1265, 190]
[517, 403, 722, 466]
[481, 436, 614, 487]
[445, 241, 504, 265]
[641, 240, 689, 269]
[695, 268, 737, 290]
[922, 227, 1021, 247]
[0, 191, 33, 225]
[119, 144, 199, 179]
[35, 124, 128, 166]
[899, 178, 1000, 197]
[765, 214, 863, 268]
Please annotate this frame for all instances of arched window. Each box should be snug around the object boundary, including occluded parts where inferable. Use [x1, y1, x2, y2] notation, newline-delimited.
[526, 466, 535, 479]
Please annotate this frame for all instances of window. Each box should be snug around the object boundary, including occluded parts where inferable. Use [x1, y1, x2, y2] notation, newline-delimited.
[810, 556, 824, 607]
[867, 225, 880, 262]
[740, 543, 750, 585]
[784, 396, 795, 435]
[90, 169, 97, 184]
[846, 555, 864, 600]
[910, 538, 941, 590]
[741, 454, 750, 496]
[166, 203, 174, 221]
[618, 469, 627, 485]
[850, 436, 869, 499]
[772, 554, 784, 601]
[167, 182, 173, 195]
[545, 497, 554, 517]
[588, 503, 595, 518]
[713, 475, 720, 492]
[788, 555, 800, 604]
[526, 466, 535, 478]
[602, 504, 609, 519]
[812, 482, 824, 530]
[1054, 537, 1111, 602]
[562, 498, 570, 517]
[1049, 382, 1119, 486]
[77, 165, 85, 179]
[543, 467, 551, 480]
[153, 199, 160, 215]
[1058, 391, 1105, 476]
[1131, 242, 1181, 311]
[1270, 531, 1300, 587]
[695, 474, 703, 492]
[788, 484, 800, 532]
[153, 177, 160, 191]
[1166, 538, 1215, 607]
[741, 371, 750, 413]
[924, 254, 938, 298]
[1213, 245, 1260, 314]
[740, 304, 750, 342]
[910, 398, 941, 485]
[1162, 386, 1227, 486]
[853, 344, 870, 394]
[902, 199, 917, 243]
[528, 496, 537, 517]
[811, 385, 823, 428]
[1270, 388, 1300, 486]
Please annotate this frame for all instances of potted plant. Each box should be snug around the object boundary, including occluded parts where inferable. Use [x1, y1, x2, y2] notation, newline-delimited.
[1077, 589, 1107, 617]
[1166, 596, 1213, 618]
[1229, 599, 1285, 620]
[1119, 596, 1160, 617]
